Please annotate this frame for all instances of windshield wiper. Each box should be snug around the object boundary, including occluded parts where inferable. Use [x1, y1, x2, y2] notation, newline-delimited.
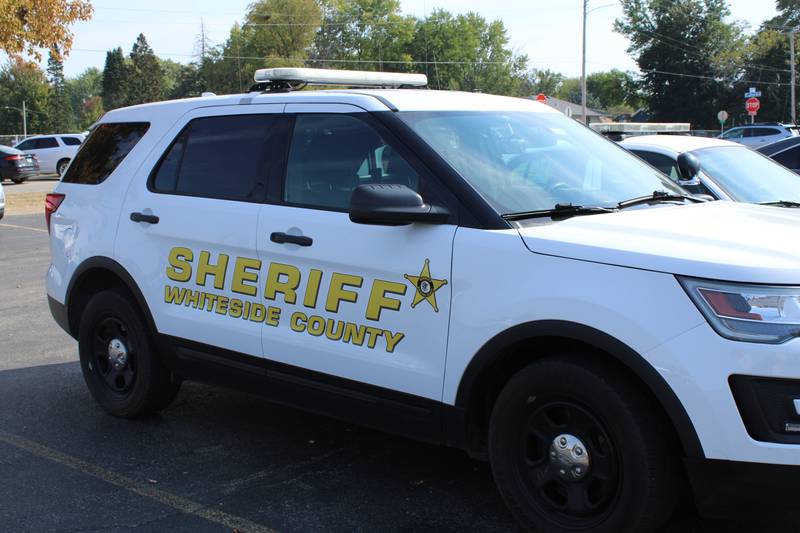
[758, 200, 800, 208]
[617, 190, 700, 210]
[502, 203, 618, 221]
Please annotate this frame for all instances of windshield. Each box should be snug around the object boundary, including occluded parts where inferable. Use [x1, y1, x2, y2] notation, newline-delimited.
[397, 111, 684, 214]
[691, 146, 800, 203]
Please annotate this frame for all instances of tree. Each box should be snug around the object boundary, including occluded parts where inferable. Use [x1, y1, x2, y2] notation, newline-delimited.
[410, 10, 528, 95]
[312, 0, 416, 71]
[0, 0, 92, 60]
[586, 69, 642, 110]
[66, 67, 103, 129]
[202, 0, 321, 94]
[522, 68, 564, 98]
[45, 46, 75, 132]
[127, 34, 164, 105]
[102, 47, 128, 111]
[615, 0, 744, 128]
[0, 58, 50, 134]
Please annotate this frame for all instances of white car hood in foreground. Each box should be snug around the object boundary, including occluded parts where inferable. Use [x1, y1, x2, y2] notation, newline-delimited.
[518, 201, 800, 284]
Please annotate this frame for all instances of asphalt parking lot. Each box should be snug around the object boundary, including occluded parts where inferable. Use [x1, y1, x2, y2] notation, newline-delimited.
[0, 212, 797, 532]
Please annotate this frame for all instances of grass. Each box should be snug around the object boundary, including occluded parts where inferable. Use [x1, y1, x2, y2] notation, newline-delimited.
[4, 191, 45, 215]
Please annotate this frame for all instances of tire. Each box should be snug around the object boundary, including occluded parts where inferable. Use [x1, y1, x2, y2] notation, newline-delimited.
[57, 159, 70, 176]
[11, 177, 26, 184]
[488, 355, 680, 533]
[78, 290, 180, 417]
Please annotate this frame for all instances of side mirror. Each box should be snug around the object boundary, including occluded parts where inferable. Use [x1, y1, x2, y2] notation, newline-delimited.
[349, 184, 449, 226]
[677, 152, 701, 184]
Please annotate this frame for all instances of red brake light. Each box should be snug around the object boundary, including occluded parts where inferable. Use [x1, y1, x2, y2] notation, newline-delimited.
[45, 193, 65, 234]
[4, 154, 22, 161]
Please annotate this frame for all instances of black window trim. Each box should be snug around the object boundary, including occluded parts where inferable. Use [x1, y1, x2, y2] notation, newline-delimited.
[147, 113, 291, 205]
[270, 111, 465, 226]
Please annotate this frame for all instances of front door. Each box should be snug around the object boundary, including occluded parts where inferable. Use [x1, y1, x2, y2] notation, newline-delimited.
[257, 105, 457, 400]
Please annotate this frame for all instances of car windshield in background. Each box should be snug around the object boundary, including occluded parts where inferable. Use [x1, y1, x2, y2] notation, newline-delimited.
[397, 111, 684, 215]
[690, 146, 800, 204]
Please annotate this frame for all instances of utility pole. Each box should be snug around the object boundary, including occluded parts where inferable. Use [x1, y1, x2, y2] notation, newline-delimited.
[21, 101, 27, 138]
[581, 0, 588, 125]
[791, 29, 797, 124]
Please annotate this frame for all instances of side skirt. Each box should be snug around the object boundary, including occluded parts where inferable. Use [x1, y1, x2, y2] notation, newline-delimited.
[156, 334, 467, 449]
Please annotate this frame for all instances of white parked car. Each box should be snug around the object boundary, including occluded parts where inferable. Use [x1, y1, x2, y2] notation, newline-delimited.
[717, 123, 799, 147]
[15, 134, 85, 176]
[45, 68, 800, 532]
[621, 135, 800, 205]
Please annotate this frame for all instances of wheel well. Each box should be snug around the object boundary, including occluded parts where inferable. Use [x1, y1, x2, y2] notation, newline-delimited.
[460, 334, 699, 460]
[67, 267, 138, 337]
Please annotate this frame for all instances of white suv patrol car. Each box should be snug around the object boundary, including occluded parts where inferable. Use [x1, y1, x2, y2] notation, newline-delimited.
[47, 68, 800, 532]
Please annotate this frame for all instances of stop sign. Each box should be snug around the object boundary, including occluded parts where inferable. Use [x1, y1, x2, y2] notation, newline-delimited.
[535, 93, 548, 103]
[746, 97, 760, 114]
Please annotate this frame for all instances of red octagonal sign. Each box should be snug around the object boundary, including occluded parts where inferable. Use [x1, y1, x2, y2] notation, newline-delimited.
[746, 97, 760, 114]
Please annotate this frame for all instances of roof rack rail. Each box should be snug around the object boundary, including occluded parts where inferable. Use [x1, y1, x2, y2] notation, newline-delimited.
[251, 67, 428, 93]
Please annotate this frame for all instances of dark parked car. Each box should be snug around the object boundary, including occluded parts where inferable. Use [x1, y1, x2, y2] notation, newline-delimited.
[0, 145, 39, 183]
[758, 136, 800, 175]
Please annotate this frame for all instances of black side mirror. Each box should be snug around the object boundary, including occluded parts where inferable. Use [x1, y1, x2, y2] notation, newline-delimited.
[349, 184, 449, 226]
[677, 152, 701, 183]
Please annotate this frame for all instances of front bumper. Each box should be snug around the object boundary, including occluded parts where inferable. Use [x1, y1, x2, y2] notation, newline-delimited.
[647, 323, 800, 465]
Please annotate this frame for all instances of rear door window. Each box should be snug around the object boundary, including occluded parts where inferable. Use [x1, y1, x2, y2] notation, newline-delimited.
[748, 128, 781, 138]
[630, 150, 680, 181]
[35, 137, 59, 149]
[62, 123, 149, 184]
[150, 114, 286, 203]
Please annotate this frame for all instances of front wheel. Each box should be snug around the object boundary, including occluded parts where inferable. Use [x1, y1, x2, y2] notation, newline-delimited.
[57, 159, 70, 176]
[78, 290, 180, 417]
[488, 355, 680, 533]
[11, 177, 26, 184]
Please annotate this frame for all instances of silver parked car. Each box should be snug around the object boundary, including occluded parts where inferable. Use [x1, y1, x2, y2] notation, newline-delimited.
[718, 123, 799, 147]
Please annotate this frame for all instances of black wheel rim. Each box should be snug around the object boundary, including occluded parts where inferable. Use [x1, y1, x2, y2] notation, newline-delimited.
[90, 316, 136, 394]
[518, 398, 620, 527]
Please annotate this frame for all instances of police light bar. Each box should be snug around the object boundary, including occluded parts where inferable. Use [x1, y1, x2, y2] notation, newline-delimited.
[590, 122, 691, 134]
[253, 67, 428, 88]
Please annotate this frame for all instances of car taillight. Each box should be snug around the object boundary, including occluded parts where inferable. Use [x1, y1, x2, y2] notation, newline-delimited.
[4, 154, 22, 161]
[45, 193, 65, 234]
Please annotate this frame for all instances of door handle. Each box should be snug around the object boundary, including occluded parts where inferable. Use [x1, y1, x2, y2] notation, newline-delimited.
[130, 212, 159, 224]
[270, 232, 312, 247]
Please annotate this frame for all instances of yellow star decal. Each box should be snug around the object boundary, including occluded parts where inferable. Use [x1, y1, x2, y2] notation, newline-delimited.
[404, 259, 448, 312]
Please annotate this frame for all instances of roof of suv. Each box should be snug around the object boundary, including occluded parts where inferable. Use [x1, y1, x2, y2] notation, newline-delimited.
[102, 89, 556, 122]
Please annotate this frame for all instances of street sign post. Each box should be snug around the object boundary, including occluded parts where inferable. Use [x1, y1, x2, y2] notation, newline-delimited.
[717, 110, 729, 135]
[746, 97, 760, 124]
[745, 87, 762, 98]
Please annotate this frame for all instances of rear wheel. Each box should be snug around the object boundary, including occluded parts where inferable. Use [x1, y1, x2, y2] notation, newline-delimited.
[11, 177, 26, 184]
[78, 290, 179, 417]
[488, 355, 680, 533]
[57, 158, 70, 176]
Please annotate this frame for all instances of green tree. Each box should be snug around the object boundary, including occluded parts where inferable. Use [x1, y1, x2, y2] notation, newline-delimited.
[312, 0, 416, 71]
[202, 0, 321, 94]
[46, 46, 75, 132]
[411, 10, 528, 95]
[101, 47, 128, 110]
[66, 67, 103, 129]
[615, 0, 743, 128]
[127, 33, 164, 105]
[586, 69, 642, 110]
[523, 68, 564, 98]
[0, 58, 50, 134]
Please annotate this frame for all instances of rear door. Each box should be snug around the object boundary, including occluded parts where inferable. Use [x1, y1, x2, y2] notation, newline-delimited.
[29, 137, 61, 172]
[116, 105, 289, 357]
[256, 105, 459, 400]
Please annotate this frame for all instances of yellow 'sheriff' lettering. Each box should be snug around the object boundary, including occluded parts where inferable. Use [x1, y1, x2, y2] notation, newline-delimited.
[303, 269, 323, 309]
[265, 263, 301, 304]
[326, 273, 363, 313]
[167, 247, 193, 282]
[231, 257, 261, 296]
[196, 251, 228, 290]
[365, 280, 406, 321]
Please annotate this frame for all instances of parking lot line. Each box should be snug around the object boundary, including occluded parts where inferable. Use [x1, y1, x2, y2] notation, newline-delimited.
[0, 222, 47, 233]
[0, 430, 278, 533]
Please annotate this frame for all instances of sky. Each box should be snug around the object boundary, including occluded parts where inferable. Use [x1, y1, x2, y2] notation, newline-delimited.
[44, 0, 781, 79]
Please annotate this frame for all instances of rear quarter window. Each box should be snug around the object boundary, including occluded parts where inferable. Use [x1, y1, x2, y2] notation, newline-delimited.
[62, 123, 149, 185]
[61, 136, 82, 146]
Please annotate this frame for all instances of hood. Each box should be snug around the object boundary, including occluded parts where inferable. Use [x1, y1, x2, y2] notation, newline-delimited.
[517, 201, 800, 284]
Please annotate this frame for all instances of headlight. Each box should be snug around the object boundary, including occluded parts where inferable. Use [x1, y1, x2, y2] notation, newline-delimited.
[678, 277, 800, 344]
